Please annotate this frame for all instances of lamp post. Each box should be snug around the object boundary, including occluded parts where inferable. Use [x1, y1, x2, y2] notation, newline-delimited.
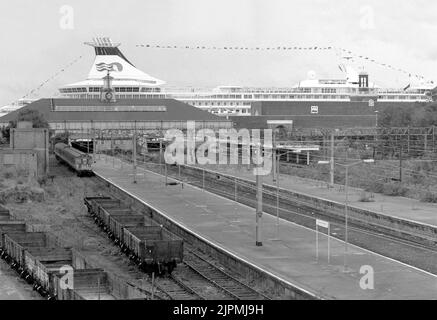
[272, 129, 277, 182]
[317, 159, 374, 271]
[271, 148, 294, 241]
[254, 143, 263, 247]
[374, 110, 379, 128]
[132, 133, 137, 184]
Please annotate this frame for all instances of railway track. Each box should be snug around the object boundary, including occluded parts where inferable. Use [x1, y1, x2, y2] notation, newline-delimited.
[154, 275, 203, 300]
[130, 158, 437, 275]
[152, 248, 270, 300]
[82, 177, 270, 299]
[183, 249, 270, 300]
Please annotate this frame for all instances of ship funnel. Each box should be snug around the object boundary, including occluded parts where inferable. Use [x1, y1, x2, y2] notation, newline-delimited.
[359, 71, 369, 91]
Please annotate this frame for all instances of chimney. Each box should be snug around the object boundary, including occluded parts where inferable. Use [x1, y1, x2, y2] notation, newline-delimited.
[359, 71, 369, 91]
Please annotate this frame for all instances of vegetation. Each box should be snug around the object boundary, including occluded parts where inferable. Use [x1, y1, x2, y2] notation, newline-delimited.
[1, 109, 49, 141]
[279, 139, 437, 203]
[379, 103, 437, 127]
[277, 102, 437, 202]
[51, 132, 69, 146]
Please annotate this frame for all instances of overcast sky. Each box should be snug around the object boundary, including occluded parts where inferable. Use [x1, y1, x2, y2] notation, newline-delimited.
[1, 0, 437, 106]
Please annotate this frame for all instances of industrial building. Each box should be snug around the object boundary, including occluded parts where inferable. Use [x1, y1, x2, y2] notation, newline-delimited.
[231, 100, 427, 130]
[0, 98, 232, 133]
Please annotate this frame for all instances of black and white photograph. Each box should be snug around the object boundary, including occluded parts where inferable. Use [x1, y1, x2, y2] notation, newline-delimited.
[0, 0, 436, 311]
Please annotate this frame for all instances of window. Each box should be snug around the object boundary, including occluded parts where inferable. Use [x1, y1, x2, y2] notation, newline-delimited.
[322, 88, 336, 94]
[54, 105, 167, 112]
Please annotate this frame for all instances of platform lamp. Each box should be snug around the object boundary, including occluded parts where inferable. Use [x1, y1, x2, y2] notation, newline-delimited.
[254, 143, 263, 247]
[271, 147, 295, 241]
[132, 125, 138, 184]
[317, 159, 374, 271]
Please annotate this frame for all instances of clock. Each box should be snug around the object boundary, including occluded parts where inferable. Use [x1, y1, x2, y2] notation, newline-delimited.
[105, 91, 113, 101]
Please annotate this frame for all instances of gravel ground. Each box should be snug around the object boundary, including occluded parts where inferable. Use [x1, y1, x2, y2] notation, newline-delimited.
[0, 260, 42, 300]
[2, 157, 257, 300]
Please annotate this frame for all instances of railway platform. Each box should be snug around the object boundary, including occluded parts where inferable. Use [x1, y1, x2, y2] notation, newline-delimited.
[192, 164, 437, 228]
[93, 157, 437, 300]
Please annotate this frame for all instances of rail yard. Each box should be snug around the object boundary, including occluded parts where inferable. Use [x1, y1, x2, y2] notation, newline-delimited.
[1, 133, 437, 301]
[0, 157, 277, 300]
[1, 3, 437, 311]
[1, 126, 437, 302]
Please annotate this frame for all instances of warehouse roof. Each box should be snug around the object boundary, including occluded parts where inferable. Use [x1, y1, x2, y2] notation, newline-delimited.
[0, 98, 227, 123]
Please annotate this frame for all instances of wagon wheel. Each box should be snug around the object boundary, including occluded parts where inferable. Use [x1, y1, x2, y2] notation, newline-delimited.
[166, 263, 175, 275]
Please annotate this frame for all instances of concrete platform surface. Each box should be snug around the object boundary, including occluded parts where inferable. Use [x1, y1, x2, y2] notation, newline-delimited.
[192, 164, 437, 228]
[94, 157, 437, 300]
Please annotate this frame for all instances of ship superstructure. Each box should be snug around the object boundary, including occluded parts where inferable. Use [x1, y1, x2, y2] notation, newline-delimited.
[3, 38, 434, 117]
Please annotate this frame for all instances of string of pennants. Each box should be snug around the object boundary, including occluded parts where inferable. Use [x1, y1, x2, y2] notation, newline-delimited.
[136, 43, 428, 81]
[13, 55, 84, 104]
[136, 43, 334, 51]
[338, 48, 427, 81]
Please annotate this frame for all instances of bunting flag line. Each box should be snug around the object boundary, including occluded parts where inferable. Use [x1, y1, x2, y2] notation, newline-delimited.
[9, 55, 83, 106]
[135, 43, 429, 81]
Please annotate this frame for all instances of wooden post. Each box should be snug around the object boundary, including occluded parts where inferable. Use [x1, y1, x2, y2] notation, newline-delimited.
[256, 172, 263, 247]
[133, 130, 137, 184]
[159, 141, 163, 175]
[424, 132, 428, 154]
[97, 276, 101, 301]
[151, 273, 155, 300]
[272, 132, 277, 182]
[111, 131, 114, 167]
[432, 126, 436, 152]
[399, 145, 403, 182]
[165, 162, 168, 187]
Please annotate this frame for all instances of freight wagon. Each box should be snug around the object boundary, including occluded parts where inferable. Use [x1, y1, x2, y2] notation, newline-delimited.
[0, 205, 10, 221]
[0, 221, 26, 248]
[83, 196, 111, 213]
[23, 247, 73, 293]
[54, 142, 93, 176]
[3, 232, 53, 270]
[35, 255, 73, 293]
[123, 226, 183, 274]
[97, 205, 132, 229]
[85, 198, 128, 227]
[52, 269, 115, 300]
[24, 248, 70, 279]
[0, 220, 118, 300]
[84, 196, 184, 275]
[108, 214, 145, 243]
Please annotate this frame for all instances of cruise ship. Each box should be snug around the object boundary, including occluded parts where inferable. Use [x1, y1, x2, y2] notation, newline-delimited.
[3, 38, 435, 117]
[0, 98, 36, 118]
